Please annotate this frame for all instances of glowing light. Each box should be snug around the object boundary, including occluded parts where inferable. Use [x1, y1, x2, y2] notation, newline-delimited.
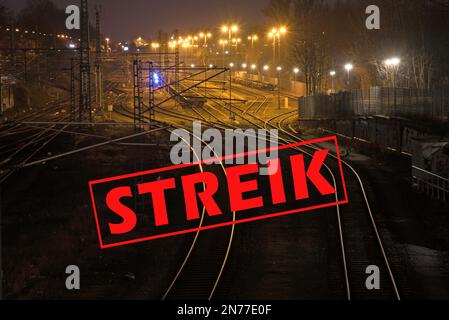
[293, 68, 300, 74]
[251, 64, 257, 70]
[152, 72, 160, 86]
[385, 57, 400, 67]
[263, 65, 269, 71]
[330, 70, 336, 76]
[344, 63, 353, 71]
[222, 24, 238, 33]
[242, 63, 247, 69]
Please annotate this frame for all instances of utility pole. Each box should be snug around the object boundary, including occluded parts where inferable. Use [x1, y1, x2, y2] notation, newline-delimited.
[148, 62, 155, 129]
[10, 18, 15, 68]
[174, 29, 180, 108]
[158, 30, 163, 67]
[277, 67, 282, 109]
[229, 65, 234, 120]
[79, 0, 92, 123]
[95, 6, 103, 112]
[133, 59, 143, 130]
[70, 58, 76, 121]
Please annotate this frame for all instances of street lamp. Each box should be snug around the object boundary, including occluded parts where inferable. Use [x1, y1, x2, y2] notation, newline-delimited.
[385, 57, 400, 107]
[199, 32, 212, 47]
[293, 67, 299, 81]
[105, 37, 110, 52]
[151, 42, 160, 51]
[229, 62, 235, 120]
[344, 63, 353, 86]
[330, 70, 336, 93]
[251, 64, 257, 70]
[268, 26, 287, 68]
[222, 24, 239, 63]
[277, 66, 282, 109]
[385, 57, 400, 87]
[248, 34, 258, 49]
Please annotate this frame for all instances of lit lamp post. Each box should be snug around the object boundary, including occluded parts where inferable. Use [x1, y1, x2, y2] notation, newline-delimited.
[242, 63, 247, 79]
[105, 37, 110, 53]
[232, 38, 242, 63]
[330, 70, 336, 93]
[151, 42, 160, 52]
[293, 67, 299, 81]
[385, 57, 400, 107]
[229, 62, 235, 120]
[344, 63, 353, 87]
[199, 32, 212, 47]
[277, 66, 282, 109]
[247, 34, 258, 64]
[268, 26, 287, 69]
[248, 34, 258, 49]
[250, 64, 257, 80]
[385, 57, 400, 88]
[199, 32, 212, 65]
[263, 64, 269, 81]
[222, 24, 238, 63]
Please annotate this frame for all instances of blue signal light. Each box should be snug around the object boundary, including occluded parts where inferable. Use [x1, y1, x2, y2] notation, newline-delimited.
[153, 73, 160, 86]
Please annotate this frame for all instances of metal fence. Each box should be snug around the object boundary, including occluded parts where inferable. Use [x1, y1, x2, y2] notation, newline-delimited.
[412, 165, 449, 203]
[299, 86, 449, 122]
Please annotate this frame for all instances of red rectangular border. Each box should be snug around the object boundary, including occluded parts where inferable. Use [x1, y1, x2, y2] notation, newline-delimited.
[89, 136, 348, 249]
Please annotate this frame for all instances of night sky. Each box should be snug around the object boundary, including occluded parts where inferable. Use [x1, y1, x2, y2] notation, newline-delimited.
[5, 0, 270, 40]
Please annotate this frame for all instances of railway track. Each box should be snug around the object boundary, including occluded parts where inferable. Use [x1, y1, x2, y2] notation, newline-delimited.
[187, 80, 402, 299]
[108, 75, 401, 300]
[113, 101, 237, 300]
[0, 79, 121, 183]
[0, 97, 74, 183]
[231, 83, 401, 300]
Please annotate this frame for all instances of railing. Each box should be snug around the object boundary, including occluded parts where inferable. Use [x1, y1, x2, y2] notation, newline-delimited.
[412, 165, 449, 203]
[299, 86, 449, 122]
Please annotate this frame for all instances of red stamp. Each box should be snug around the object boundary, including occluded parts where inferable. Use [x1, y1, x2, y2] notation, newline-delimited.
[89, 136, 348, 249]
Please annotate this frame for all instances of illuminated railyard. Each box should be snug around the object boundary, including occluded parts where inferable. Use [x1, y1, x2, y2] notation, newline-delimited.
[1, 0, 449, 301]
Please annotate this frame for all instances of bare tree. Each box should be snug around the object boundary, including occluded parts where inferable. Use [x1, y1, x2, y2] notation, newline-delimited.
[291, 0, 330, 95]
[263, 0, 292, 23]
